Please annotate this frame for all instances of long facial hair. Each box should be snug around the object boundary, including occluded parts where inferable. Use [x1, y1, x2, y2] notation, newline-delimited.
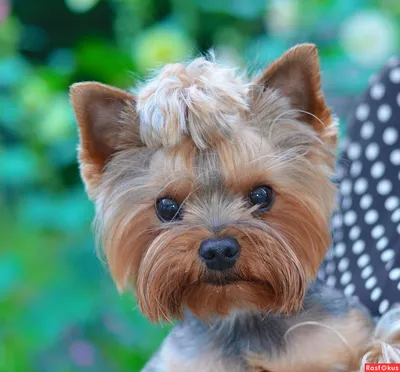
[70, 44, 337, 322]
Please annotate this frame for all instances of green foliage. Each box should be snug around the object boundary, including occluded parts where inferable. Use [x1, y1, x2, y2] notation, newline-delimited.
[1, 0, 399, 370]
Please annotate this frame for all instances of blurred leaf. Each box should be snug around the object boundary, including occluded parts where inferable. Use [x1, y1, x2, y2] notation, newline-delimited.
[0, 146, 40, 186]
[133, 24, 194, 73]
[76, 39, 135, 86]
[0, 16, 21, 57]
[0, 56, 30, 87]
[0, 253, 22, 299]
[65, 0, 100, 14]
[38, 94, 75, 143]
[196, 0, 267, 19]
[20, 189, 92, 232]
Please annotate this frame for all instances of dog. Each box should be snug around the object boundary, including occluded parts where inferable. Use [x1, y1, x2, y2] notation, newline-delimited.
[70, 44, 394, 371]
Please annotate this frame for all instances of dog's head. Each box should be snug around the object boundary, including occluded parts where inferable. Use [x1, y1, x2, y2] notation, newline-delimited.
[70, 44, 337, 322]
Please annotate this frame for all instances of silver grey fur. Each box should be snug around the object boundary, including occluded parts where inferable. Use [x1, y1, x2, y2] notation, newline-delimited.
[142, 282, 370, 371]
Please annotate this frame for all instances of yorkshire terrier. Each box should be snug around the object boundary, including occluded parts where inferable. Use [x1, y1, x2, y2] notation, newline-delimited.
[70, 44, 396, 371]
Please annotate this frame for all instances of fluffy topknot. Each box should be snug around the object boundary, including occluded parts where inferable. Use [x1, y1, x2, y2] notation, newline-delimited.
[137, 57, 251, 149]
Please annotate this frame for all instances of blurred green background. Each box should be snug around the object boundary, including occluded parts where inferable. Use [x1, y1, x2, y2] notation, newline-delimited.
[0, 0, 399, 371]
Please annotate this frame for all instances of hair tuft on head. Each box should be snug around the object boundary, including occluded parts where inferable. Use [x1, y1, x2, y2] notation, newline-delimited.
[137, 56, 250, 149]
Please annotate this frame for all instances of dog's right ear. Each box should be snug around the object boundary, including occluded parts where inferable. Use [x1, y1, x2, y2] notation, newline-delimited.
[70, 82, 142, 198]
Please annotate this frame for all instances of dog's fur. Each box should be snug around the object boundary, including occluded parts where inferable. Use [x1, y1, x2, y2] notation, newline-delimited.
[70, 44, 379, 371]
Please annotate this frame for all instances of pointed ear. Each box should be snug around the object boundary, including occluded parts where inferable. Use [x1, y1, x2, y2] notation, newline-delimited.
[70, 82, 142, 197]
[256, 44, 336, 145]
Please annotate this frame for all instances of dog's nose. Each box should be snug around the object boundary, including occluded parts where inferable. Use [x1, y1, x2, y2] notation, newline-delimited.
[199, 238, 240, 271]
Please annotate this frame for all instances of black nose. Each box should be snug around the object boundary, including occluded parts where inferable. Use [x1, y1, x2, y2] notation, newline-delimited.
[199, 238, 240, 271]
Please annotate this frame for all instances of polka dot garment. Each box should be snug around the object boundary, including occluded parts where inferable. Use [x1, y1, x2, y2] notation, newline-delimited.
[319, 58, 400, 317]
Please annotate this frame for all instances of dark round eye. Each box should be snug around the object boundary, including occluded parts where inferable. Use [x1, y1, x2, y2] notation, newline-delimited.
[249, 185, 275, 212]
[156, 198, 182, 222]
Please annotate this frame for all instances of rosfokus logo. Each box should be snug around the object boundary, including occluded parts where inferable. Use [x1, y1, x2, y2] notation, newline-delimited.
[365, 364, 400, 371]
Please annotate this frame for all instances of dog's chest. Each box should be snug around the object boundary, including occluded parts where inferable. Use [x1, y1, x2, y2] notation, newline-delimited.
[142, 284, 373, 372]
[151, 311, 286, 372]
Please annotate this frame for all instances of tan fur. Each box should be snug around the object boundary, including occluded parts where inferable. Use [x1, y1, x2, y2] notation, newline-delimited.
[255, 44, 336, 147]
[248, 310, 373, 372]
[137, 57, 250, 149]
[70, 44, 338, 322]
[67, 44, 381, 371]
[158, 310, 373, 372]
[359, 307, 400, 367]
[69, 82, 141, 197]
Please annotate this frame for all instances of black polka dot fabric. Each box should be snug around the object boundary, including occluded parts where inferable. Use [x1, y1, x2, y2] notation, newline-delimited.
[319, 57, 400, 318]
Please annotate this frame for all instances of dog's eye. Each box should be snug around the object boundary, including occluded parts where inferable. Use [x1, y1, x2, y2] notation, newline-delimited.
[249, 186, 275, 212]
[156, 198, 182, 222]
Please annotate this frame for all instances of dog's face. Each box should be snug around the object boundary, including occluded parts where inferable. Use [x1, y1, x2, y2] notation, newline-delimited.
[70, 44, 337, 322]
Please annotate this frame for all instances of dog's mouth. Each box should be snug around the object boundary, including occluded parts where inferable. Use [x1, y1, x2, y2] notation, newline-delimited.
[203, 271, 270, 288]
[203, 270, 238, 286]
[204, 277, 238, 286]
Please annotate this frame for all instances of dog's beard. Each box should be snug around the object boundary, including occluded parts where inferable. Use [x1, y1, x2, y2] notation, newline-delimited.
[95, 145, 334, 323]
[133, 205, 330, 322]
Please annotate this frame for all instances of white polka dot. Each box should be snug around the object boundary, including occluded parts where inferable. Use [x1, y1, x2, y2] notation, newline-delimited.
[379, 299, 390, 314]
[326, 250, 334, 260]
[361, 265, 373, 279]
[365, 276, 377, 289]
[341, 197, 352, 209]
[370, 161, 385, 179]
[360, 194, 373, 210]
[377, 237, 389, 251]
[336, 163, 346, 179]
[356, 103, 370, 121]
[340, 272, 352, 286]
[398, 282, 400, 291]
[350, 161, 362, 177]
[390, 149, 400, 165]
[349, 226, 361, 240]
[347, 142, 362, 160]
[391, 208, 400, 223]
[365, 210, 379, 225]
[383, 127, 398, 145]
[332, 214, 343, 229]
[377, 179, 392, 195]
[361, 121, 375, 140]
[334, 242, 346, 258]
[397, 92, 400, 107]
[340, 179, 352, 196]
[365, 143, 380, 161]
[344, 283, 355, 296]
[338, 258, 350, 272]
[326, 275, 336, 288]
[371, 287, 382, 301]
[371, 225, 385, 239]
[326, 261, 335, 274]
[352, 240, 365, 255]
[381, 249, 395, 262]
[377, 104, 392, 122]
[357, 254, 370, 268]
[370, 82, 385, 100]
[389, 67, 400, 83]
[389, 268, 400, 281]
[385, 196, 400, 211]
[385, 260, 394, 271]
[344, 210, 357, 226]
[353, 178, 368, 195]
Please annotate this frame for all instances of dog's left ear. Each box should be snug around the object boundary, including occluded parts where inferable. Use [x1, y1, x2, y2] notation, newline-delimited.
[256, 43, 336, 145]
